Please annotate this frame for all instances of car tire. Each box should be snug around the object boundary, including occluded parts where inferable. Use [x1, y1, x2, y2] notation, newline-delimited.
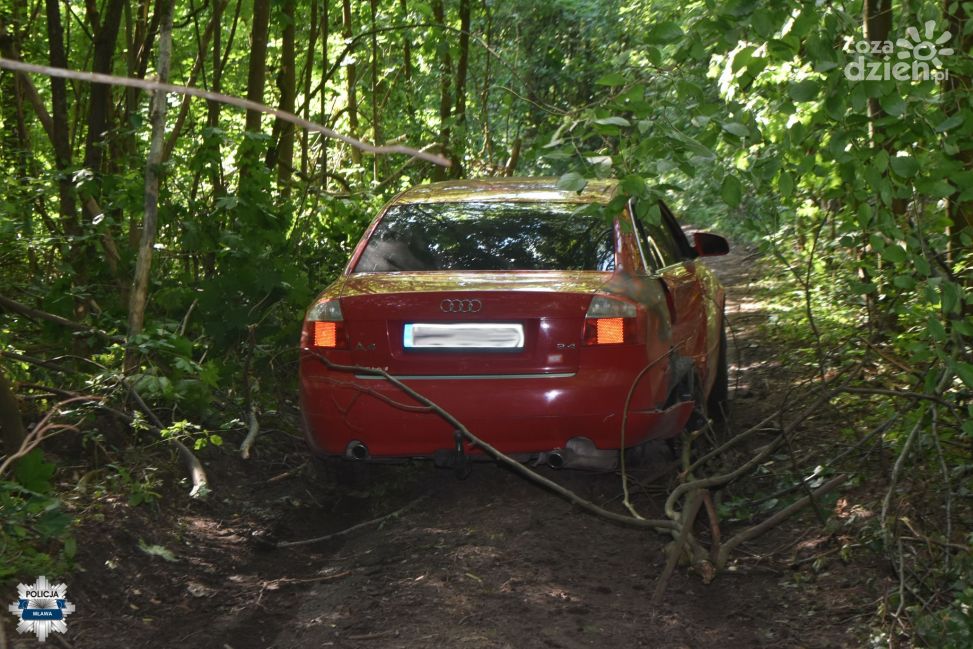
[707, 321, 729, 422]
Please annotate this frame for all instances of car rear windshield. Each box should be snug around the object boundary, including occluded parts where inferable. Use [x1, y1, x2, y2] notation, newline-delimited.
[352, 202, 615, 272]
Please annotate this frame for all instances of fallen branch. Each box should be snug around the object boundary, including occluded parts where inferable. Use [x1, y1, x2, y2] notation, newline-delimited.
[716, 474, 847, 568]
[276, 493, 432, 548]
[271, 570, 353, 585]
[666, 385, 841, 522]
[651, 488, 705, 607]
[0, 57, 450, 167]
[240, 405, 260, 460]
[240, 324, 260, 459]
[0, 397, 94, 476]
[0, 294, 125, 344]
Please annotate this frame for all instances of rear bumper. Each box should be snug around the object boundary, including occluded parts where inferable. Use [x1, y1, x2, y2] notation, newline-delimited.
[299, 352, 692, 458]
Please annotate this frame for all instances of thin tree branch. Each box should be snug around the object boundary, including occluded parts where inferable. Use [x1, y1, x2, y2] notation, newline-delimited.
[0, 56, 451, 166]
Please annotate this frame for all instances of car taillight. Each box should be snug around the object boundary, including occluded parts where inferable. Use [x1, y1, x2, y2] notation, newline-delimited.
[303, 299, 347, 349]
[584, 295, 638, 345]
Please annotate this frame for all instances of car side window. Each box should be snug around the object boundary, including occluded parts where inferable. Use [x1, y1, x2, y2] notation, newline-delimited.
[644, 221, 681, 267]
[632, 202, 681, 270]
[659, 203, 697, 259]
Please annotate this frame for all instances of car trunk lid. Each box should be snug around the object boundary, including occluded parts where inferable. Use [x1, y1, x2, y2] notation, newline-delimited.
[338, 271, 610, 376]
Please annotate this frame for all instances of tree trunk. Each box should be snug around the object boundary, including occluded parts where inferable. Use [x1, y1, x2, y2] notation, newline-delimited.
[342, 0, 361, 165]
[244, 0, 271, 133]
[369, 0, 382, 181]
[455, 0, 470, 123]
[44, 0, 78, 241]
[162, 0, 226, 161]
[209, 0, 241, 130]
[0, 7, 29, 222]
[301, 0, 319, 176]
[82, 0, 125, 175]
[431, 0, 452, 180]
[321, 0, 330, 187]
[479, 0, 495, 169]
[452, 0, 470, 177]
[0, 366, 25, 459]
[400, 0, 412, 82]
[126, 0, 175, 373]
[861, 0, 896, 334]
[275, 0, 297, 195]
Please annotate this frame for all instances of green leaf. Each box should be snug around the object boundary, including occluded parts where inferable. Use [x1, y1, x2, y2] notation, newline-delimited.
[138, 539, 179, 562]
[880, 94, 906, 117]
[593, 116, 631, 127]
[892, 275, 915, 290]
[731, 47, 756, 73]
[778, 172, 794, 197]
[889, 156, 919, 178]
[935, 113, 964, 132]
[636, 201, 662, 225]
[927, 316, 948, 341]
[721, 122, 750, 138]
[788, 79, 820, 102]
[751, 11, 773, 37]
[873, 150, 889, 173]
[36, 509, 72, 539]
[917, 179, 955, 198]
[676, 79, 704, 101]
[595, 72, 627, 87]
[13, 450, 55, 493]
[953, 361, 973, 389]
[880, 244, 907, 264]
[63, 536, 77, 560]
[619, 174, 647, 197]
[557, 172, 588, 193]
[646, 21, 684, 44]
[721, 174, 742, 208]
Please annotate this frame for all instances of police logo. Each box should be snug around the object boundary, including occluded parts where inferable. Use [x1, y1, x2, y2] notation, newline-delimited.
[7, 576, 75, 642]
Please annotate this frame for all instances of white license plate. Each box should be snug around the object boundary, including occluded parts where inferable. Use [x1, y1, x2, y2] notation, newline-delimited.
[403, 323, 525, 349]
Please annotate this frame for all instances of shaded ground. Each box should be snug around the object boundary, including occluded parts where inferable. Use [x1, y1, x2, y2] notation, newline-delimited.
[38, 242, 890, 649]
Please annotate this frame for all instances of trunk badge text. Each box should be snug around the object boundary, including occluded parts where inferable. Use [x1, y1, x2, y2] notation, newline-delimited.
[440, 298, 483, 313]
[354, 342, 376, 351]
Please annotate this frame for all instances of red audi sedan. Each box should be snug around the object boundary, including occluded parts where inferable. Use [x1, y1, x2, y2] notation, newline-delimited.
[299, 178, 728, 470]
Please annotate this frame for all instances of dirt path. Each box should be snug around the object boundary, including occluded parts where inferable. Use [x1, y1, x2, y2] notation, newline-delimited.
[61, 243, 876, 649]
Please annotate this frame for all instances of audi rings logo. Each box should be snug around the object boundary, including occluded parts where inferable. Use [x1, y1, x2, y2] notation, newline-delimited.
[440, 298, 482, 313]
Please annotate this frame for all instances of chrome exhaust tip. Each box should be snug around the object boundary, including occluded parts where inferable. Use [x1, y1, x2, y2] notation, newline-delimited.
[547, 450, 566, 469]
[346, 441, 368, 461]
[543, 438, 618, 471]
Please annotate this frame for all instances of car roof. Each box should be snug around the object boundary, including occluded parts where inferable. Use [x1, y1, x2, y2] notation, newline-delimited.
[391, 177, 619, 205]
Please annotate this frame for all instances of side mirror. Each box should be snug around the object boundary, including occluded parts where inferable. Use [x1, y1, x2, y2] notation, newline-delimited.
[692, 232, 729, 257]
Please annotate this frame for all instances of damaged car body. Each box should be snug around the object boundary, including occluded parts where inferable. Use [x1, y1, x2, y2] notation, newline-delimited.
[299, 177, 728, 471]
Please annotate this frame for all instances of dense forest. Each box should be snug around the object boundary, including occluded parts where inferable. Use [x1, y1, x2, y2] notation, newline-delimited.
[0, 0, 971, 646]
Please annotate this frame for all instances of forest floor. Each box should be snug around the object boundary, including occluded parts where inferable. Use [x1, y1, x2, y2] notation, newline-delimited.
[38, 242, 895, 649]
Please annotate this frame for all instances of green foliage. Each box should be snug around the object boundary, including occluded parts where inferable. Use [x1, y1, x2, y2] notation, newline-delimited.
[913, 546, 973, 647]
[0, 452, 74, 581]
[106, 463, 162, 507]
